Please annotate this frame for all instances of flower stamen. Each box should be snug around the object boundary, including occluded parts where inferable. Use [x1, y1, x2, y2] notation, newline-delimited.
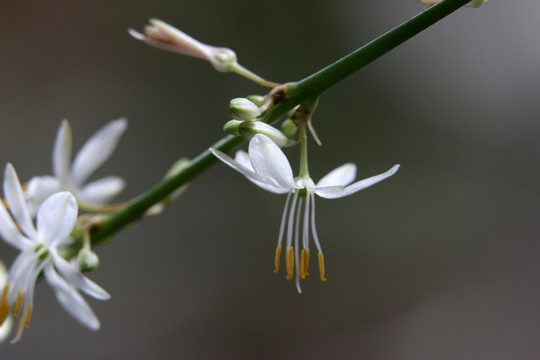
[13, 291, 24, 318]
[273, 245, 282, 274]
[0, 285, 11, 325]
[318, 252, 327, 282]
[23, 303, 32, 330]
[285, 246, 294, 280]
[300, 248, 310, 279]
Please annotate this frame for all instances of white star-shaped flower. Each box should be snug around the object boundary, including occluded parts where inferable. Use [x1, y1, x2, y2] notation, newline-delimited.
[210, 134, 400, 293]
[26, 118, 127, 215]
[0, 164, 110, 343]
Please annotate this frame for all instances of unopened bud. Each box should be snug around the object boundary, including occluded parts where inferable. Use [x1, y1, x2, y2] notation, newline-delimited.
[228, 98, 261, 120]
[239, 121, 289, 147]
[280, 119, 298, 139]
[223, 120, 243, 136]
[77, 248, 100, 272]
[129, 19, 237, 72]
[246, 95, 266, 107]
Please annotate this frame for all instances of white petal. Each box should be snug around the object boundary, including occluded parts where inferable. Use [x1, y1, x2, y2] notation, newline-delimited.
[52, 254, 110, 300]
[71, 118, 127, 186]
[234, 150, 253, 171]
[316, 163, 357, 187]
[4, 164, 37, 239]
[44, 265, 101, 330]
[77, 177, 125, 205]
[248, 134, 297, 190]
[36, 192, 78, 246]
[26, 176, 62, 216]
[53, 120, 72, 183]
[0, 200, 32, 250]
[210, 148, 290, 194]
[315, 164, 400, 199]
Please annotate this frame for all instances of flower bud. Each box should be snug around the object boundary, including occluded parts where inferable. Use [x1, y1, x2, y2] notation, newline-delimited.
[280, 119, 298, 139]
[223, 120, 243, 136]
[129, 19, 238, 72]
[246, 95, 266, 107]
[239, 121, 289, 147]
[228, 98, 262, 120]
[77, 248, 100, 272]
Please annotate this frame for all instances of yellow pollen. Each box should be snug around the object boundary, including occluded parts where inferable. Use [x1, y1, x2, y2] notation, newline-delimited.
[318, 252, 327, 282]
[273, 245, 282, 274]
[300, 249, 310, 279]
[23, 303, 33, 330]
[0, 285, 11, 326]
[285, 246, 294, 280]
[13, 291, 24, 318]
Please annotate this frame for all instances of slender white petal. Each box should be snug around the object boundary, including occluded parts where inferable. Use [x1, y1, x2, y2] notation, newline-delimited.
[71, 118, 127, 186]
[44, 265, 101, 331]
[26, 176, 62, 216]
[52, 254, 110, 300]
[77, 177, 125, 205]
[248, 134, 297, 190]
[210, 148, 290, 194]
[0, 201, 32, 250]
[4, 164, 37, 239]
[315, 164, 400, 199]
[53, 120, 72, 184]
[36, 192, 77, 246]
[316, 163, 357, 188]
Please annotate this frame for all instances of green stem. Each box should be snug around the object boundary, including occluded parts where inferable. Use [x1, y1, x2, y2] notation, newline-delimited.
[71, 0, 469, 252]
[274, 0, 470, 113]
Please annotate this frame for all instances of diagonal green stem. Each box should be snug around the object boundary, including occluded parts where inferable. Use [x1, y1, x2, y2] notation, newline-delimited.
[70, 0, 470, 252]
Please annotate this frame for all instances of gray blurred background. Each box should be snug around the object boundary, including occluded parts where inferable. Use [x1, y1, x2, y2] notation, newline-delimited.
[1, 1, 539, 359]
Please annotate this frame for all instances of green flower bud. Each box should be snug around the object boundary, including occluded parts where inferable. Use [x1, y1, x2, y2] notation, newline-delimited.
[77, 248, 100, 272]
[229, 98, 261, 120]
[239, 121, 289, 147]
[223, 120, 243, 136]
[246, 95, 266, 107]
[281, 119, 298, 139]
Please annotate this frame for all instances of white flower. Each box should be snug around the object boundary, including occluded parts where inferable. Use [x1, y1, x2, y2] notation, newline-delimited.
[0, 164, 110, 343]
[128, 19, 237, 72]
[210, 134, 400, 293]
[26, 118, 127, 215]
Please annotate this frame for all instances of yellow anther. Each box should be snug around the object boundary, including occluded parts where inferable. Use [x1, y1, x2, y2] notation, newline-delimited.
[13, 291, 24, 318]
[0, 285, 11, 325]
[300, 249, 310, 279]
[23, 303, 33, 330]
[273, 245, 282, 274]
[318, 252, 327, 282]
[285, 246, 294, 280]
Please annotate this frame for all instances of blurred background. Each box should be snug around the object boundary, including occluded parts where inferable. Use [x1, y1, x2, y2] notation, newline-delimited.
[1, 0, 539, 359]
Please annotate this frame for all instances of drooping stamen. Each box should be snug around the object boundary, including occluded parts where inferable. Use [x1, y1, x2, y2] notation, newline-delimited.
[277, 192, 292, 248]
[13, 291, 24, 318]
[286, 192, 299, 249]
[285, 246, 294, 280]
[0, 285, 11, 325]
[318, 252, 327, 282]
[309, 193, 323, 254]
[273, 245, 282, 274]
[294, 200, 302, 293]
[300, 249, 310, 279]
[23, 303, 32, 330]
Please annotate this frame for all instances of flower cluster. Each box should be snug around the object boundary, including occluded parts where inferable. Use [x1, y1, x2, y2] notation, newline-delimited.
[0, 119, 126, 342]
